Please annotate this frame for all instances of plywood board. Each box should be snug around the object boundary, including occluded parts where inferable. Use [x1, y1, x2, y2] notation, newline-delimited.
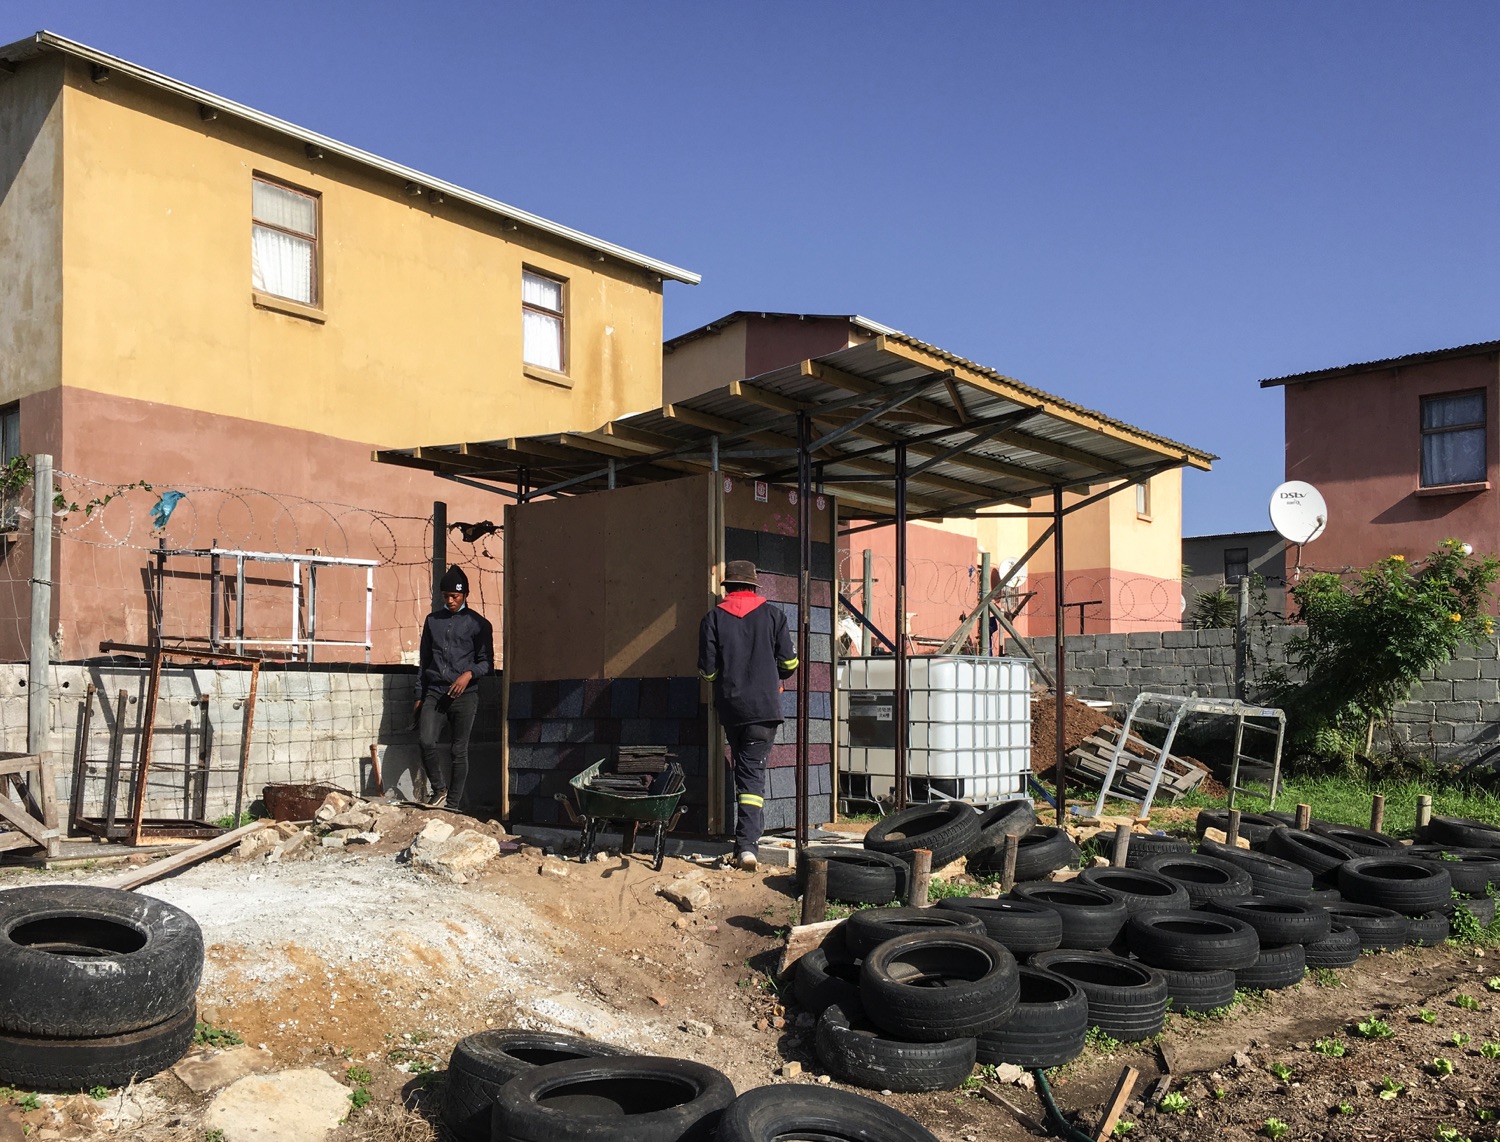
[506, 493, 608, 683]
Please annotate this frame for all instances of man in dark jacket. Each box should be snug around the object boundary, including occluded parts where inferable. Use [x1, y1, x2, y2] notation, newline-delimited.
[415, 565, 493, 809]
[698, 560, 798, 870]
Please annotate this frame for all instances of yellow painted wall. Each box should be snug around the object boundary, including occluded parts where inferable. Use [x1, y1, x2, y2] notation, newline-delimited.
[1105, 468, 1183, 581]
[56, 57, 665, 448]
[662, 321, 746, 404]
[0, 55, 63, 405]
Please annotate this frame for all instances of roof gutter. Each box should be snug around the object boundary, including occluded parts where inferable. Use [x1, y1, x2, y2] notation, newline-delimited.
[2, 31, 700, 285]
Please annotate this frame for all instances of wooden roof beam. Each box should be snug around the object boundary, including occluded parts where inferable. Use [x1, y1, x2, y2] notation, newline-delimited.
[801, 360, 964, 427]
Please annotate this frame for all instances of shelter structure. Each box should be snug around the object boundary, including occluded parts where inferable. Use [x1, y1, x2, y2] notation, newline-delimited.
[378, 332, 1214, 841]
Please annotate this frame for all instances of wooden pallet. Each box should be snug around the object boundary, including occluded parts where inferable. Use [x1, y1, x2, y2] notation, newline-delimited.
[0, 752, 61, 857]
[1067, 727, 1206, 804]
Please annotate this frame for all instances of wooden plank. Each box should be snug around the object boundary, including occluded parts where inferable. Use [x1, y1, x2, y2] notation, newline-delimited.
[0, 831, 39, 853]
[1094, 1065, 1140, 1141]
[0, 754, 41, 776]
[778, 918, 843, 978]
[0, 793, 53, 845]
[94, 820, 272, 890]
[979, 1085, 1048, 1134]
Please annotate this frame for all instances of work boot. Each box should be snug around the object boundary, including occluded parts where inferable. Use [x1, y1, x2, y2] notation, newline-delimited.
[737, 851, 758, 873]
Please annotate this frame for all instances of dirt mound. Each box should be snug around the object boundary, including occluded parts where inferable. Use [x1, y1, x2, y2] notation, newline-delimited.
[1031, 694, 1114, 779]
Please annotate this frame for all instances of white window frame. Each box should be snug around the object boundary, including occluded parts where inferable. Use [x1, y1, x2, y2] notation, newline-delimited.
[1135, 479, 1151, 519]
[251, 176, 321, 307]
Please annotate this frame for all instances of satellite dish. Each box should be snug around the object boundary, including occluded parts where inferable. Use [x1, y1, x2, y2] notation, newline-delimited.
[1269, 481, 1327, 545]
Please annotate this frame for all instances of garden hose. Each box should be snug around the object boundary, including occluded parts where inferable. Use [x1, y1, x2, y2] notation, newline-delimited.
[1032, 1067, 1102, 1142]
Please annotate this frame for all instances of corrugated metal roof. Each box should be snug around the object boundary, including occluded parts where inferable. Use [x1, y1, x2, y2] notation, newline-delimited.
[663, 312, 899, 351]
[0, 30, 700, 285]
[378, 335, 1215, 520]
[1259, 338, 1500, 388]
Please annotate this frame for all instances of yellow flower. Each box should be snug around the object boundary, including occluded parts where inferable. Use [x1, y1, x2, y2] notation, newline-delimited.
[1450, 612, 1463, 623]
[1390, 554, 1406, 562]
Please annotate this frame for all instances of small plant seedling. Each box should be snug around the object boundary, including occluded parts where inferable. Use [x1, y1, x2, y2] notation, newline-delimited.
[344, 1064, 372, 1086]
[1159, 1091, 1190, 1113]
[1356, 1016, 1395, 1039]
[1262, 1118, 1291, 1139]
[1455, 994, 1482, 1011]
[1378, 1076, 1405, 1100]
[1086, 1026, 1122, 1054]
[1434, 1126, 1472, 1142]
[204, 1131, 226, 1142]
[347, 1087, 371, 1112]
[1419, 1008, 1439, 1024]
[1336, 1101, 1354, 1115]
[15, 1093, 39, 1111]
[1268, 1061, 1294, 1081]
[1480, 1042, 1500, 1059]
[1476, 1107, 1497, 1122]
[1451, 1032, 1472, 1047]
[1486, 976, 1500, 993]
[87, 1086, 108, 1100]
[1313, 1037, 1346, 1057]
[1431, 1057, 1456, 1076]
[1113, 1122, 1135, 1136]
[1311, 967, 1342, 988]
[193, 1021, 244, 1049]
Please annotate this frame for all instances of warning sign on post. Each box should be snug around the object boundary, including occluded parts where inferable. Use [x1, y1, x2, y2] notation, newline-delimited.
[753, 481, 768, 502]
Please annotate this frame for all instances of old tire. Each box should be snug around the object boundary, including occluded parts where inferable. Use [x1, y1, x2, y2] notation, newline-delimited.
[861, 931, 1019, 1040]
[970, 826, 1081, 881]
[1323, 903, 1407, 952]
[1308, 886, 1342, 908]
[1405, 911, 1451, 946]
[795, 946, 863, 1017]
[933, 898, 1063, 955]
[1409, 849, 1500, 897]
[1204, 897, 1332, 946]
[1008, 883, 1130, 950]
[715, 1084, 940, 1142]
[0, 885, 204, 1038]
[493, 1055, 734, 1142]
[1124, 911, 1260, 971]
[1302, 924, 1361, 969]
[1453, 894, 1498, 928]
[1421, 816, 1500, 850]
[1235, 943, 1305, 991]
[1078, 867, 1192, 914]
[0, 1003, 195, 1091]
[801, 849, 910, 906]
[1196, 811, 1282, 848]
[443, 1031, 632, 1142]
[1197, 839, 1315, 898]
[1138, 853, 1254, 905]
[1337, 857, 1451, 914]
[1123, 834, 1192, 869]
[1154, 965, 1237, 1014]
[1265, 829, 1358, 881]
[864, 803, 982, 871]
[1029, 950, 1169, 1042]
[974, 801, 1038, 850]
[844, 908, 984, 959]
[815, 1003, 976, 1094]
[1308, 822, 1406, 857]
[975, 966, 1089, 1068]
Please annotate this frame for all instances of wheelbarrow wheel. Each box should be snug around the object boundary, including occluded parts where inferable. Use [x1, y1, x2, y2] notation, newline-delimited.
[653, 824, 668, 872]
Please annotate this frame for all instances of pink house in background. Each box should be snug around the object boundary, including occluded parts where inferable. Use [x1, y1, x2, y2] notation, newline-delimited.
[1262, 339, 1500, 573]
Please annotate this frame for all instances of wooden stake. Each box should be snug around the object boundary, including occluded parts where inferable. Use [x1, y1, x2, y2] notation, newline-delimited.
[1000, 832, 1020, 894]
[96, 820, 272, 890]
[368, 743, 383, 795]
[1225, 808, 1242, 848]
[980, 1085, 1048, 1134]
[1111, 825, 1132, 868]
[908, 848, 933, 907]
[801, 857, 828, 926]
[1295, 803, 1311, 830]
[1416, 794, 1433, 829]
[1094, 1065, 1140, 1141]
[1370, 794, 1385, 834]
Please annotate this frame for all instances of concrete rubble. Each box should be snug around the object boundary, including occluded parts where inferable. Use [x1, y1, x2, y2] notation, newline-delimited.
[405, 818, 502, 883]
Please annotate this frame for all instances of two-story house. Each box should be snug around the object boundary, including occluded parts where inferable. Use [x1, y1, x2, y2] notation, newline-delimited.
[0, 31, 696, 661]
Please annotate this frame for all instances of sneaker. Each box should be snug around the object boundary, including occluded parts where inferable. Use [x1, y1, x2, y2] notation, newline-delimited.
[423, 788, 448, 808]
[737, 852, 758, 872]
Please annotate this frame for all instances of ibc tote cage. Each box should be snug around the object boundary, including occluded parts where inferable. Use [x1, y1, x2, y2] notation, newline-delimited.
[377, 327, 1215, 844]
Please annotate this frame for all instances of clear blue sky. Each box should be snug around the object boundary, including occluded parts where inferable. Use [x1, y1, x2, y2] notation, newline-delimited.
[8, 2, 1500, 535]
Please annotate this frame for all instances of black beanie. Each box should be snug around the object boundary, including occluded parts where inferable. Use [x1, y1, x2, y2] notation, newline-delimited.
[439, 565, 469, 594]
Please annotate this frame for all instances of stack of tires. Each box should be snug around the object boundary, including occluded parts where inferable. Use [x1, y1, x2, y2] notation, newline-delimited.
[805, 919, 1020, 1092]
[443, 1029, 940, 1141]
[0, 886, 203, 1090]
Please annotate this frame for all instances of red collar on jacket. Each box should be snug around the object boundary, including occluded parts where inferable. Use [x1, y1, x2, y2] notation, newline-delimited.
[718, 590, 766, 618]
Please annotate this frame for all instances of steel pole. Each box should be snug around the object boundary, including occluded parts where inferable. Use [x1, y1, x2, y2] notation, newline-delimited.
[27, 454, 52, 764]
[1053, 484, 1066, 827]
[795, 413, 812, 848]
[431, 500, 447, 613]
[894, 443, 909, 810]
[861, 548, 873, 656]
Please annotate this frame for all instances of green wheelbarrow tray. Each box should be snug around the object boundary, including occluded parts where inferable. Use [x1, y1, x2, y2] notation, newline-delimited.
[554, 759, 686, 871]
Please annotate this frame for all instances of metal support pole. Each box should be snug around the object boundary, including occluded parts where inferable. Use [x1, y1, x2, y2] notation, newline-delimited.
[27, 454, 53, 830]
[711, 435, 719, 472]
[1235, 575, 1250, 701]
[152, 537, 166, 646]
[431, 500, 447, 613]
[1052, 484, 1066, 827]
[607, 458, 616, 490]
[978, 552, 991, 655]
[209, 544, 222, 652]
[308, 563, 318, 664]
[364, 566, 374, 664]
[861, 548, 873, 657]
[894, 443, 910, 810]
[795, 413, 813, 848]
[235, 556, 246, 655]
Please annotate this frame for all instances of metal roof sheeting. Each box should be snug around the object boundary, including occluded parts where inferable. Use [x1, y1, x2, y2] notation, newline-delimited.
[0, 31, 700, 285]
[1259, 338, 1500, 388]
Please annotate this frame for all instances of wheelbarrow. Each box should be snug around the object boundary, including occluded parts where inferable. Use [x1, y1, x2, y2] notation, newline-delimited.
[555, 759, 685, 871]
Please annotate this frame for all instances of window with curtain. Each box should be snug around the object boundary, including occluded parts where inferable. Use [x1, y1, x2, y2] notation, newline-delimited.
[1224, 547, 1250, 583]
[522, 270, 566, 372]
[1421, 391, 1486, 487]
[0, 404, 19, 529]
[251, 177, 319, 305]
[1135, 479, 1151, 517]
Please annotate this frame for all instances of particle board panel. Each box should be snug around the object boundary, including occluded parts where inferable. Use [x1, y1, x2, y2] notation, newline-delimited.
[506, 493, 608, 683]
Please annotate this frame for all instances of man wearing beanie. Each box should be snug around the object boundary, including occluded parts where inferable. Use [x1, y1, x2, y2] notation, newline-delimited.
[698, 560, 798, 871]
[415, 565, 493, 809]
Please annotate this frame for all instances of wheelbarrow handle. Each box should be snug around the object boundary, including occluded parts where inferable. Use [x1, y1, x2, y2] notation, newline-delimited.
[553, 792, 582, 824]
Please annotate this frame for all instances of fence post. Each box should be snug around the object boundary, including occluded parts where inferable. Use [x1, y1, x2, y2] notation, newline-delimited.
[1416, 794, 1433, 830]
[1234, 576, 1250, 701]
[27, 454, 56, 836]
[431, 501, 447, 613]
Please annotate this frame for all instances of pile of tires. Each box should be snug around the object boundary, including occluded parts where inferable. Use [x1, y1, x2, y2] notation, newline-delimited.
[808, 925, 1021, 1091]
[0, 886, 203, 1090]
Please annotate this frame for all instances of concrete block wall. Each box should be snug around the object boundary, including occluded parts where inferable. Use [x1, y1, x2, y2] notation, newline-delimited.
[1007, 627, 1500, 764]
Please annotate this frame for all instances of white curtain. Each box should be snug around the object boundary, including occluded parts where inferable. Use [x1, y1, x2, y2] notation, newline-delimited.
[523, 309, 563, 371]
[522, 272, 561, 312]
[252, 180, 317, 235]
[1422, 394, 1486, 485]
[252, 225, 315, 304]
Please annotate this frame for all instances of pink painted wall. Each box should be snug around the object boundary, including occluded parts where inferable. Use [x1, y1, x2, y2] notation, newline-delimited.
[1281, 350, 1500, 573]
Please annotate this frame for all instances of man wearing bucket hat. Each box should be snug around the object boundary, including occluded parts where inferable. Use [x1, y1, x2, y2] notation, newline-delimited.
[698, 560, 798, 871]
[414, 565, 493, 810]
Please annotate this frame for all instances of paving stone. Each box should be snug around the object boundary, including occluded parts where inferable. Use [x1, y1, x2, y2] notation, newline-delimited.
[201, 1068, 350, 1142]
